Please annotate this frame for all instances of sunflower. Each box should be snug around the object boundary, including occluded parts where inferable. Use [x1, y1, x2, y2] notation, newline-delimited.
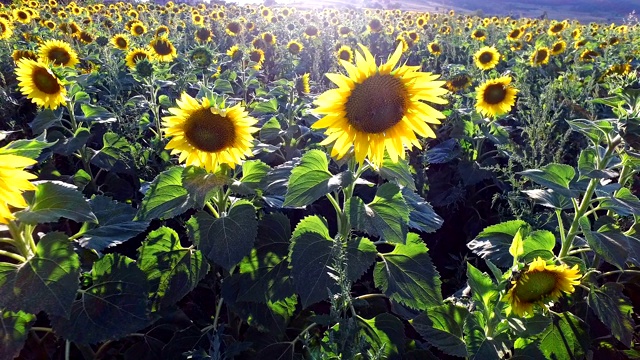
[13, 8, 31, 24]
[474, 46, 500, 70]
[189, 46, 214, 68]
[0, 153, 37, 224]
[194, 27, 212, 43]
[0, 18, 13, 40]
[530, 47, 550, 67]
[367, 18, 383, 33]
[248, 48, 265, 70]
[125, 47, 152, 69]
[551, 40, 566, 55]
[445, 73, 472, 92]
[304, 24, 319, 38]
[149, 37, 177, 62]
[471, 28, 487, 41]
[287, 40, 303, 55]
[507, 27, 523, 41]
[226, 45, 242, 61]
[297, 73, 310, 94]
[12, 49, 38, 63]
[38, 39, 78, 68]
[261, 32, 276, 45]
[504, 257, 581, 317]
[162, 93, 258, 172]
[155, 25, 170, 37]
[427, 42, 442, 56]
[15, 58, 66, 110]
[130, 21, 146, 36]
[547, 22, 565, 36]
[312, 43, 448, 166]
[579, 49, 599, 62]
[510, 40, 523, 51]
[336, 45, 353, 62]
[111, 33, 130, 50]
[225, 20, 242, 36]
[338, 26, 351, 37]
[475, 76, 518, 118]
[76, 30, 94, 44]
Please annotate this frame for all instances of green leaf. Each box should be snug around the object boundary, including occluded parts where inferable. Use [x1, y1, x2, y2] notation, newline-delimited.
[587, 283, 635, 347]
[259, 117, 282, 142]
[522, 230, 555, 262]
[518, 163, 577, 198]
[158, 94, 172, 108]
[348, 183, 409, 244]
[181, 166, 227, 207]
[16, 181, 97, 225]
[135, 167, 195, 221]
[358, 313, 405, 358]
[464, 312, 508, 360]
[231, 160, 271, 195]
[578, 148, 617, 179]
[579, 217, 627, 269]
[566, 118, 611, 145]
[374, 233, 442, 309]
[283, 150, 344, 207]
[1, 138, 53, 160]
[90, 132, 136, 173]
[78, 103, 117, 123]
[187, 200, 257, 271]
[252, 98, 279, 115]
[379, 157, 416, 191]
[537, 312, 589, 360]
[50, 254, 149, 344]
[0, 310, 36, 360]
[467, 220, 529, 268]
[466, 263, 498, 309]
[79, 196, 149, 252]
[29, 108, 63, 135]
[402, 188, 443, 233]
[522, 189, 572, 210]
[0, 232, 79, 317]
[412, 303, 469, 357]
[288, 216, 338, 308]
[138, 227, 209, 311]
[236, 213, 294, 303]
[48, 127, 91, 156]
[599, 187, 640, 216]
[345, 237, 377, 282]
[213, 78, 234, 94]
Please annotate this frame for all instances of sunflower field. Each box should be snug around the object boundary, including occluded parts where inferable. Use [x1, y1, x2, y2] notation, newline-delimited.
[1, 0, 640, 358]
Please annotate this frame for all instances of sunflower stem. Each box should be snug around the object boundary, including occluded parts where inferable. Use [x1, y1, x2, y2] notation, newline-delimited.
[0, 249, 26, 263]
[7, 220, 33, 259]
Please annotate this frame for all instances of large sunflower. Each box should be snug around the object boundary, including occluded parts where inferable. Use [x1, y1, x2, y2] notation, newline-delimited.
[474, 46, 500, 70]
[312, 43, 448, 166]
[149, 37, 177, 62]
[248, 48, 265, 70]
[125, 47, 153, 69]
[475, 76, 518, 118]
[0, 153, 37, 224]
[162, 92, 258, 172]
[504, 257, 581, 317]
[15, 58, 67, 110]
[0, 18, 13, 40]
[38, 39, 79, 68]
[530, 47, 550, 67]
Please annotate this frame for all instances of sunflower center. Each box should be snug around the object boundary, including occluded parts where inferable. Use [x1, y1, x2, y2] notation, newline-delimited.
[33, 67, 61, 94]
[479, 52, 494, 64]
[184, 108, 236, 152]
[535, 50, 548, 63]
[513, 271, 558, 302]
[345, 74, 408, 134]
[153, 40, 172, 55]
[483, 84, 507, 105]
[48, 47, 71, 65]
[553, 43, 562, 52]
[339, 50, 351, 61]
[116, 38, 127, 48]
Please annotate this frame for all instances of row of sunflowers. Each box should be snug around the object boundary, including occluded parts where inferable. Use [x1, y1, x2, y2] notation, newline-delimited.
[1, 0, 639, 358]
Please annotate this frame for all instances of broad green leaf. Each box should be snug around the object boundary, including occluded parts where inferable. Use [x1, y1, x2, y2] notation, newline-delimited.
[231, 160, 270, 195]
[181, 166, 227, 207]
[464, 312, 509, 360]
[566, 118, 611, 145]
[1, 137, 53, 160]
[466, 263, 498, 309]
[0, 232, 79, 317]
[236, 213, 294, 303]
[579, 217, 627, 269]
[213, 78, 234, 94]
[401, 188, 443, 233]
[252, 98, 279, 115]
[467, 220, 529, 268]
[187, 200, 257, 271]
[138, 227, 209, 311]
[412, 303, 469, 357]
[518, 163, 577, 198]
[90, 132, 136, 173]
[48, 127, 90, 156]
[50, 254, 149, 344]
[30, 108, 63, 134]
[426, 139, 461, 164]
[374, 233, 442, 309]
[78, 103, 117, 123]
[0, 310, 36, 360]
[79, 195, 149, 252]
[379, 157, 416, 191]
[599, 187, 640, 216]
[522, 230, 555, 262]
[522, 189, 572, 210]
[358, 313, 405, 358]
[587, 283, 635, 347]
[345, 237, 377, 282]
[288, 216, 338, 308]
[537, 312, 589, 360]
[348, 183, 410, 244]
[578, 147, 617, 179]
[136, 167, 195, 221]
[284, 150, 347, 207]
[259, 117, 282, 142]
[16, 181, 97, 225]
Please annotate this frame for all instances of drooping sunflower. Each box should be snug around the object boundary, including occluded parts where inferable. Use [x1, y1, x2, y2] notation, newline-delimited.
[475, 76, 518, 118]
[248, 48, 265, 70]
[336, 45, 354, 62]
[297, 73, 310, 94]
[0, 153, 37, 224]
[225, 20, 242, 36]
[504, 257, 581, 317]
[149, 37, 177, 62]
[367, 18, 383, 33]
[111, 33, 130, 50]
[445, 73, 472, 92]
[551, 40, 566, 55]
[287, 40, 303, 55]
[189, 47, 214, 69]
[38, 39, 79, 67]
[12, 49, 38, 63]
[0, 18, 13, 40]
[579, 49, 599, 62]
[312, 43, 448, 166]
[125, 47, 153, 69]
[155, 25, 170, 37]
[76, 30, 94, 44]
[162, 93, 258, 173]
[474, 46, 500, 70]
[530, 47, 550, 67]
[194, 27, 212, 43]
[15, 58, 66, 110]
[226, 45, 242, 61]
[427, 41, 442, 56]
